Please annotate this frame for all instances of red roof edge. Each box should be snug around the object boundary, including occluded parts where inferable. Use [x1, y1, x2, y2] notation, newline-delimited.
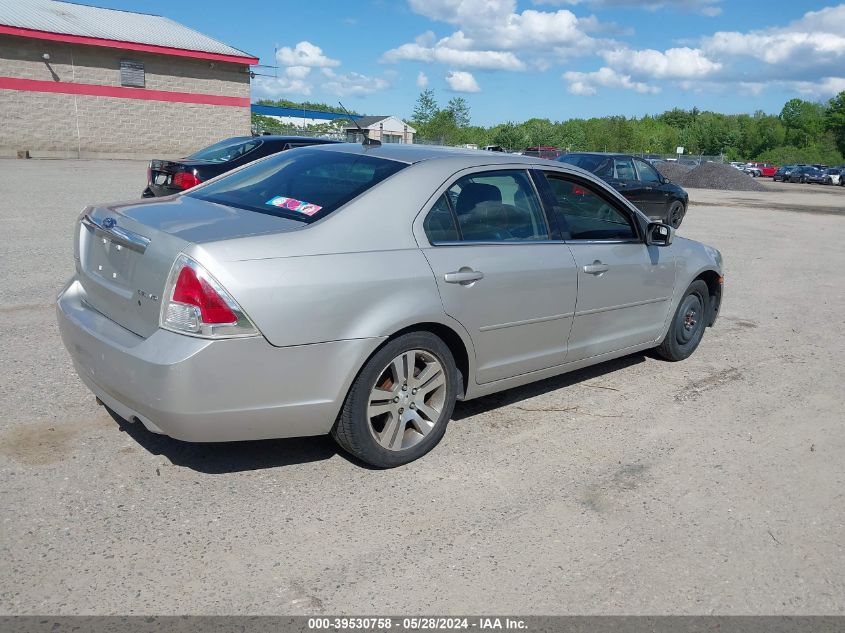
[0, 24, 259, 65]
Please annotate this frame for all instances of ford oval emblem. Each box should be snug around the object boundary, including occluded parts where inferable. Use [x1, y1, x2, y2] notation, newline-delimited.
[102, 217, 116, 229]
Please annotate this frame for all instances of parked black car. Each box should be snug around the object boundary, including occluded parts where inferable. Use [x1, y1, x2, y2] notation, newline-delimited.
[142, 136, 339, 197]
[557, 152, 689, 227]
[787, 165, 825, 184]
[772, 165, 796, 182]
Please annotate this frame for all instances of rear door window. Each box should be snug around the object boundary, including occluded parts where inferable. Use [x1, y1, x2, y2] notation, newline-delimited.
[423, 195, 460, 243]
[445, 170, 549, 242]
[187, 149, 407, 223]
[614, 157, 637, 180]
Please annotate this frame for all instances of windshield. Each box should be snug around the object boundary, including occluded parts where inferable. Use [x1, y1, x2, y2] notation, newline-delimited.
[188, 137, 261, 163]
[187, 148, 408, 223]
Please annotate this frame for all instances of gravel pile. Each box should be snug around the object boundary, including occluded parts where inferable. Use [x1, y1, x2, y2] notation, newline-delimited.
[682, 162, 767, 191]
[655, 162, 693, 184]
[659, 161, 767, 192]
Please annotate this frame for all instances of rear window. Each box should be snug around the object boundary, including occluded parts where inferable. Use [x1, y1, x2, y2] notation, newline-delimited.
[188, 137, 261, 163]
[187, 148, 407, 223]
[558, 154, 613, 180]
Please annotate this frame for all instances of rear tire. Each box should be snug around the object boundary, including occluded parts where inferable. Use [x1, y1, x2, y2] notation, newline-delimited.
[655, 280, 710, 362]
[331, 332, 458, 468]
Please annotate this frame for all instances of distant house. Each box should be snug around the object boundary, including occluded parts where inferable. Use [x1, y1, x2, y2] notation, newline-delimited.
[344, 116, 415, 144]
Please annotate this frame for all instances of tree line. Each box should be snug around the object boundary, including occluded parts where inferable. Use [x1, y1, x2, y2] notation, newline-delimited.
[410, 89, 845, 165]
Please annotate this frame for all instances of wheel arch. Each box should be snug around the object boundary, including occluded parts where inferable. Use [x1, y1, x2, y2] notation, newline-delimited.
[694, 269, 722, 326]
[386, 322, 472, 399]
[348, 318, 475, 401]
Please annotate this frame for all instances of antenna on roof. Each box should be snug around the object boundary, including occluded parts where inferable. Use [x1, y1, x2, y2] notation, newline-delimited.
[339, 102, 380, 147]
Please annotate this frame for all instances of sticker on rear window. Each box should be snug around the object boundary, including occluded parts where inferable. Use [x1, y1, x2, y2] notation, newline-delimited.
[266, 196, 322, 216]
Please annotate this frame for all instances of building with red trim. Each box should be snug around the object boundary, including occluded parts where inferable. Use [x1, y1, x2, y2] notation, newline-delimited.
[0, 0, 258, 158]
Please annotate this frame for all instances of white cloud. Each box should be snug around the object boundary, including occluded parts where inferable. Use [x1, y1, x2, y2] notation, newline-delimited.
[534, 0, 723, 16]
[602, 46, 721, 79]
[416, 71, 429, 88]
[275, 41, 340, 68]
[252, 75, 312, 98]
[788, 77, 845, 99]
[382, 38, 526, 71]
[563, 67, 659, 95]
[589, 5, 845, 95]
[284, 66, 312, 79]
[445, 70, 481, 92]
[383, 0, 608, 72]
[703, 6, 845, 64]
[322, 72, 390, 97]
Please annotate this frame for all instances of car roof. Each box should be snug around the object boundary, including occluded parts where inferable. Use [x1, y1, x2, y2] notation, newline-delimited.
[303, 142, 563, 166]
[561, 151, 641, 159]
[256, 136, 339, 143]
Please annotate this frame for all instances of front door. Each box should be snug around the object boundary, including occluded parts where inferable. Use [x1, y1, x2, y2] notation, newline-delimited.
[633, 157, 671, 220]
[540, 171, 675, 361]
[419, 170, 578, 384]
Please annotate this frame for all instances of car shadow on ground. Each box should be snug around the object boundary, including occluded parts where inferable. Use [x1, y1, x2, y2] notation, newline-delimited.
[109, 352, 649, 474]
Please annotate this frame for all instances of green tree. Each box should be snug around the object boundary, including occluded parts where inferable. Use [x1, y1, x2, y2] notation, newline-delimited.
[446, 97, 471, 128]
[412, 89, 438, 128]
[825, 91, 845, 156]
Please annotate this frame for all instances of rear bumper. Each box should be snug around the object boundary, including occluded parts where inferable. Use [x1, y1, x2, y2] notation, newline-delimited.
[57, 279, 383, 442]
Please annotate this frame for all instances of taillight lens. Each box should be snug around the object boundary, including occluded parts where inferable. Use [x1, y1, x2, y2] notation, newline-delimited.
[172, 171, 202, 190]
[161, 254, 258, 338]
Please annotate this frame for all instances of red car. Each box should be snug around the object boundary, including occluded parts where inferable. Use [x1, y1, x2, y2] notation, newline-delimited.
[746, 162, 778, 178]
[524, 146, 562, 160]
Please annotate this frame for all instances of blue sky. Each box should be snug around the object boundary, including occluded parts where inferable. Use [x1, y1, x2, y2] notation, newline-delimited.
[92, 0, 844, 125]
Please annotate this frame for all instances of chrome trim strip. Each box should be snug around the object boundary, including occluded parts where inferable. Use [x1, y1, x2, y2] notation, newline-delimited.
[81, 214, 151, 254]
[575, 296, 669, 317]
[479, 312, 574, 332]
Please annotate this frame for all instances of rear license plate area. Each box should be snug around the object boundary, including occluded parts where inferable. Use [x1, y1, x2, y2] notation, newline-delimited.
[84, 232, 138, 290]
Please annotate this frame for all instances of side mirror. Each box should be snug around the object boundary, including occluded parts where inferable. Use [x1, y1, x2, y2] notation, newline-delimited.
[646, 222, 674, 246]
[660, 176, 670, 184]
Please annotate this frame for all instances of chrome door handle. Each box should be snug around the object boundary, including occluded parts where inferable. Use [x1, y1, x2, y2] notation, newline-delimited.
[583, 262, 609, 275]
[444, 270, 484, 284]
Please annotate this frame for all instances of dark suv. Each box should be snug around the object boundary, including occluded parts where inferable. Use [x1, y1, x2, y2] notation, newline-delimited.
[557, 152, 689, 227]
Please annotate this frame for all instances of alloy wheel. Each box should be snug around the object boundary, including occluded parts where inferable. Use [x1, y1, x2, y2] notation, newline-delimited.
[366, 349, 447, 451]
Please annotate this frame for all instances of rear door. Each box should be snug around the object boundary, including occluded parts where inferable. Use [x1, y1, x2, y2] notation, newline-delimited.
[612, 156, 649, 213]
[539, 171, 675, 361]
[633, 158, 670, 220]
[420, 169, 578, 384]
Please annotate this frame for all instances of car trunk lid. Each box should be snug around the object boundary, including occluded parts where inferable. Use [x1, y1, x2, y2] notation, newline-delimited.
[75, 196, 305, 338]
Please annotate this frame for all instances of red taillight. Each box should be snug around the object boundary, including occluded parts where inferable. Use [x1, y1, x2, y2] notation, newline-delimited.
[172, 171, 202, 190]
[572, 186, 587, 196]
[172, 265, 237, 324]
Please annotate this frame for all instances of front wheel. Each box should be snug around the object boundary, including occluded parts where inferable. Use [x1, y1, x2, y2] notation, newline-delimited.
[667, 201, 686, 229]
[655, 280, 710, 362]
[332, 332, 458, 468]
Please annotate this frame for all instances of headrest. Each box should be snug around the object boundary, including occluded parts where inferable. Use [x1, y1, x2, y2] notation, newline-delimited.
[455, 183, 502, 215]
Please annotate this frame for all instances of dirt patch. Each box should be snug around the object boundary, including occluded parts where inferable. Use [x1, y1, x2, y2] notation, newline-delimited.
[0, 303, 53, 315]
[675, 367, 743, 402]
[582, 463, 651, 512]
[0, 415, 112, 465]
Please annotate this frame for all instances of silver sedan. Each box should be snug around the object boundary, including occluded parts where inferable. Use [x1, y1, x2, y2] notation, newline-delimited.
[57, 143, 723, 467]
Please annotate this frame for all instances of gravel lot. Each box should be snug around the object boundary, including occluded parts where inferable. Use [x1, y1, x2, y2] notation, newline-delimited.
[1, 159, 844, 615]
